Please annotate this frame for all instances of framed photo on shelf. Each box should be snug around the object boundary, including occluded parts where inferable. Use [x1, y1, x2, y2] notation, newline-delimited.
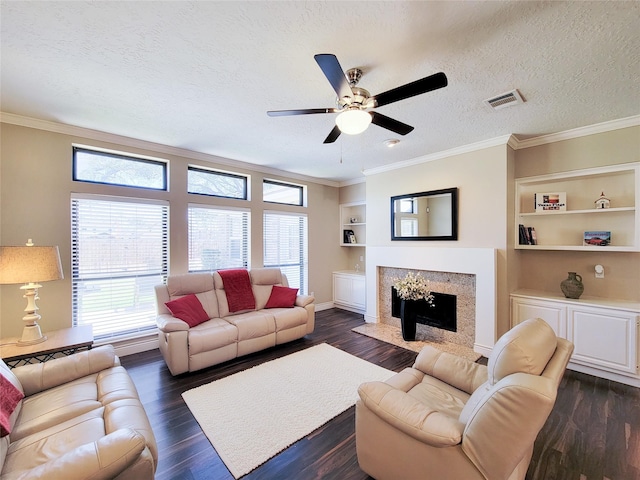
[535, 192, 566, 212]
[343, 229, 355, 244]
[584, 231, 611, 246]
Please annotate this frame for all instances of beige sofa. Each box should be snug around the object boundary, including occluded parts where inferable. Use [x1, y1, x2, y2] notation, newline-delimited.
[155, 267, 315, 376]
[356, 318, 574, 480]
[0, 345, 157, 480]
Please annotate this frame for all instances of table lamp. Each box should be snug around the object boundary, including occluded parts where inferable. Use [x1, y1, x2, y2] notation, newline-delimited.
[0, 239, 64, 345]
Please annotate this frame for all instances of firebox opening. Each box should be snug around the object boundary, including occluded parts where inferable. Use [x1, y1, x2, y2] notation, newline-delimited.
[391, 287, 457, 332]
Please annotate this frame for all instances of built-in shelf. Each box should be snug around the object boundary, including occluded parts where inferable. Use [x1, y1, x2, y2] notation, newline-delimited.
[340, 201, 366, 247]
[515, 163, 639, 251]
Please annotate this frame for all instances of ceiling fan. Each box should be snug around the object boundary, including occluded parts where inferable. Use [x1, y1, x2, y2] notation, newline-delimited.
[267, 54, 447, 144]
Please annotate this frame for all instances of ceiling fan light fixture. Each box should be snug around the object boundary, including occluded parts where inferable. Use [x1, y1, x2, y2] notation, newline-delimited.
[335, 109, 371, 135]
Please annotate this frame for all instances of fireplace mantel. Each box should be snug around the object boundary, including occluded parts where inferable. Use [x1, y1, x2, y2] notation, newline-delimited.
[365, 246, 497, 356]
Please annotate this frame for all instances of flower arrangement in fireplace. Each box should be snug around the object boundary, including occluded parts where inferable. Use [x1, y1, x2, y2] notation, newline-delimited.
[393, 271, 435, 304]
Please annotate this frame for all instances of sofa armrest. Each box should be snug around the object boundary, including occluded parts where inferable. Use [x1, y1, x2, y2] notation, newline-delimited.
[358, 381, 464, 447]
[413, 346, 487, 394]
[13, 345, 118, 396]
[11, 428, 146, 480]
[156, 313, 190, 332]
[295, 294, 315, 308]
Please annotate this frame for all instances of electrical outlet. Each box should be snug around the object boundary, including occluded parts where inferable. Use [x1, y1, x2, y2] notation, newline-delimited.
[359, 256, 364, 262]
[595, 264, 605, 278]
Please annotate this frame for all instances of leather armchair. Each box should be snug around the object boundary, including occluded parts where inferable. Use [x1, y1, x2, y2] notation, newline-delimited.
[356, 318, 574, 480]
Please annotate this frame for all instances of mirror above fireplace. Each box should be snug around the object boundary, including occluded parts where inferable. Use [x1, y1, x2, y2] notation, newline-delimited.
[391, 187, 458, 241]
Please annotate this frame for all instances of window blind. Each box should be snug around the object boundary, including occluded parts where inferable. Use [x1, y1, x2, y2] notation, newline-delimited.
[71, 195, 168, 340]
[263, 211, 308, 293]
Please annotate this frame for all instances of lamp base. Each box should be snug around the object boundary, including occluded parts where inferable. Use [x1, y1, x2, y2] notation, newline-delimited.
[18, 324, 47, 346]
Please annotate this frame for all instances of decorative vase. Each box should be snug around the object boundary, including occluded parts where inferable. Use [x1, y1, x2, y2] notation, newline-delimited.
[560, 272, 584, 299]
[400, 299, 419, 341]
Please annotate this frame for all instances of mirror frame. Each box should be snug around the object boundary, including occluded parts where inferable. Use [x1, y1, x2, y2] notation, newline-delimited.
[390, 187, 458, 241]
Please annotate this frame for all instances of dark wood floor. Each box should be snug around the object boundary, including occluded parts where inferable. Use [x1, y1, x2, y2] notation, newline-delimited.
[120, 309, 640, 480]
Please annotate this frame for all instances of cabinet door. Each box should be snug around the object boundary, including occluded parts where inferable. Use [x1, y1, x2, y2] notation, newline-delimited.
[567, 306, 638, 375]
[511, 297, 566, 338]
[351, 276, 366, 309]
[333, 275, 353, 305]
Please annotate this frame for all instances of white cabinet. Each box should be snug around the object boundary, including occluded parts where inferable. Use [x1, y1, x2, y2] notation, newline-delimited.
[567, 306, 637, 375]
[333, 271, 366, 313]
[515, 163, 639, 251]
[340, 202, 366, 246]
[511, 290, 640, 386]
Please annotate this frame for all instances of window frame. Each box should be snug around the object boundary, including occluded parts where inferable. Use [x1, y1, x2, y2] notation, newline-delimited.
[72, 146, 168, 191]
[187, 166, 249, 200]
[262, 179, 304, 206]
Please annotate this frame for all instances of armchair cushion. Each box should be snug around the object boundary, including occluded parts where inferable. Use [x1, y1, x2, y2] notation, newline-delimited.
[13, 428, 146, 480]
[413, 346, 487, 395]
[13, 345, 118, 396]
[488, 318, 557, 385]
[165, 294, 210, 327]
[358, 381, 464, 446]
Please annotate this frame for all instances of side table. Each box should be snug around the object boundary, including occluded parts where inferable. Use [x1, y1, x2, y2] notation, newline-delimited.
[0, 325, 94, 368]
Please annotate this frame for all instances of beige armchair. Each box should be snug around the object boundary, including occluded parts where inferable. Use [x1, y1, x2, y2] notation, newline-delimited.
[356, 318, 574, 480]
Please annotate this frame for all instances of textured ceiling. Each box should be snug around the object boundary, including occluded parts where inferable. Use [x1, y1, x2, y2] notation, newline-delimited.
[1, 1, 639, 183]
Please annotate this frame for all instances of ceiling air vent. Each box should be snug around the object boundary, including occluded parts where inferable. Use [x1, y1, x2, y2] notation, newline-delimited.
[484, 89, 524, 110]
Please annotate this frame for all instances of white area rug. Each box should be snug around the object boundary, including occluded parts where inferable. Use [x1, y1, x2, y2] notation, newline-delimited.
[181, 343, 394, 478]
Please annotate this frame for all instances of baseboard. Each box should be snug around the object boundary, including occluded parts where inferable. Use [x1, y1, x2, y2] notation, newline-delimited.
[315, 301, 334, 312]
[333, 304, 365, 315]
[95, 332, 159, 357]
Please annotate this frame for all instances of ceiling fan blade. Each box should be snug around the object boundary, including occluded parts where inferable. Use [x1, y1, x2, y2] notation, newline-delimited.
[267, 108, 337, 117]
[323, 125, 342, 144]
[372, 72, 447, 108]
[370, 112, 414, 135]
[314, 54, 353, 99]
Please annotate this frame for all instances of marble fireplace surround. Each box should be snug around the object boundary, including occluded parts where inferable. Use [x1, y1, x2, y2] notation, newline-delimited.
[365, 246, 497, 356]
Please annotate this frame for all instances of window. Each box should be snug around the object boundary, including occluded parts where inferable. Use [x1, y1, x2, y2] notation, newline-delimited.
[264, 212, 308, 293]
[71, 195, 168, 340]
[188, 205, 250, 272]
[263, 180, 304, 206]
[73, 147, 167, 190]
[188, 166, 248, 199]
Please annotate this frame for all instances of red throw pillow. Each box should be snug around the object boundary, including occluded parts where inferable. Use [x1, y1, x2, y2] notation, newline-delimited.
[165, 294, 210, 327]
[0, 373, 24, 437]
[265, 286, 299, 309]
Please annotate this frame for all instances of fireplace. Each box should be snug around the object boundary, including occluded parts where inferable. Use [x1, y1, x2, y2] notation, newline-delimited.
[391, 288, 457, 332]
[366, 246, 497, 356]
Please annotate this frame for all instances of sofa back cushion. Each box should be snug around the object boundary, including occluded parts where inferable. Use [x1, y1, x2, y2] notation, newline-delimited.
[166, 273, 219, 319]
[250, 268, 288, 310]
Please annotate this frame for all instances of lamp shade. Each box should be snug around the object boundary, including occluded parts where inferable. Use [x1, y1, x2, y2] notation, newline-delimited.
[335, 109, 372, 135]
[0, 246, 64, 284]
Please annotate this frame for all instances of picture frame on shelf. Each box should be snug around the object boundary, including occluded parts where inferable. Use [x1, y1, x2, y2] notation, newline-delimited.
[535, 192, 567, 212]
[343, 229, 355, 244]
[584, 231, 611, 246]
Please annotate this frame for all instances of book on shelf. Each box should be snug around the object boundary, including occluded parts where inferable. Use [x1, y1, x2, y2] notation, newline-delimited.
[534, 192, 566, 212]
[518, 224, 537, 245]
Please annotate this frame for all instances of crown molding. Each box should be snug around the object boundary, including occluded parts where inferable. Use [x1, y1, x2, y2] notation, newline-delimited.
[513, 115, 640, 149]
[0, 112, 340, 188]
[3, 112, 637, 187]
[363, 134, 515, 177]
